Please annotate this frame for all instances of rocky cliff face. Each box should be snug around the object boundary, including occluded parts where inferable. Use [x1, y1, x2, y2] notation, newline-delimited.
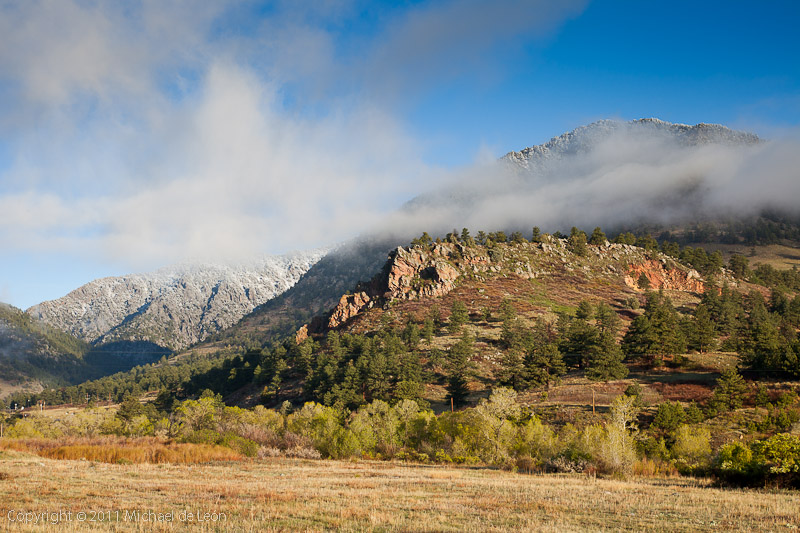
[325, 242, 488, 329]
[27, 251, 327, 350]
[321, 239, 713, 332]
[624, 259, 705, 293]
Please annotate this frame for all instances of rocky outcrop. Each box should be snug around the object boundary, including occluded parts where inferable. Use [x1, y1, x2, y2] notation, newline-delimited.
[324, 242, 490, 329]
[624, 259, 705, 293]
[327, 292, 372, 329]
[28, 250, 327, 350]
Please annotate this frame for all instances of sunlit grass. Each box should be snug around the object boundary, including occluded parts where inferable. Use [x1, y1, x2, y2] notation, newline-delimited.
[0, 451, 797, 531]
[0, 437, 242, 464]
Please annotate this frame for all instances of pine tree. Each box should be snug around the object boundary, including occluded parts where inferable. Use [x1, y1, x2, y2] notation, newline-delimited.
[448, 301, 469, 334]
[688, 303, 717, 353]
[446, 333, 474, 407]
[421, 317, 435, 344]
[460, 228, 475, 246]
[559, 315, 600, 368]
[710, 368, 747, 411]
[589, 226, 607, 245]
[586, 330, 628, 381]
[568, 227, 588, 257]
[531, 226, 542, 243]
[737, 292, 784, 371]
[622, 291, 685, 366]
[366, 351, 391, 401]
[498, 348, 527, 391]
[576, 300, 594, 320]
[524, 342, 566, 388]
[402, 319, 420, 350]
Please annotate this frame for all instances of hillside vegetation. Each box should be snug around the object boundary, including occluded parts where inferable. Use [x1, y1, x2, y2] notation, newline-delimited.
[5, 226, 800, 489]
[0, 303, 168, 398]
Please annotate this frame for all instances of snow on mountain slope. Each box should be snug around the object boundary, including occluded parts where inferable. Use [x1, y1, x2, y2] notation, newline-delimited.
[27, 250, 327, 350]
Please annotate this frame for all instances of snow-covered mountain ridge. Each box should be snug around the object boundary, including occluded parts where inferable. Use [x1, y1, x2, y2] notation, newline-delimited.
[502, 118, 760, 173]
[27, 250, 327, 350]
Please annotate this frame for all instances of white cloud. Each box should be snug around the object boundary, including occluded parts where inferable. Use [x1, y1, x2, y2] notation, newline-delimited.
[0, 0, 600, 277]
[380, 126, 800, 241]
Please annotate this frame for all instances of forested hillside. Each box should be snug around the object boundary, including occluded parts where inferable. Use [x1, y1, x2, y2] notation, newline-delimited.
[0, 303, 166, 397]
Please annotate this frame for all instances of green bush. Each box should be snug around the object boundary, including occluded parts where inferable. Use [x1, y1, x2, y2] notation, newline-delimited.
[714, 434, 800, 487]
[219, 434, 259, 457]
[671, 425, 712, 475]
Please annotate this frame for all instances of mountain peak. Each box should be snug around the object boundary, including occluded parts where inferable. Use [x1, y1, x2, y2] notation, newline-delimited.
[503, 118, 760, 172]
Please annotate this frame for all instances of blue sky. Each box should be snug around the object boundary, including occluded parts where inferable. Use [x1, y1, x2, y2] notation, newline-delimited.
[0, 0, 798, 309]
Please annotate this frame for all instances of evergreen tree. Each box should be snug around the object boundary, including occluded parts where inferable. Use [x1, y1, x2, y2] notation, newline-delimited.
[366, 351, 391, 401]
[613, 232, 636, 245]
[524, 342, 566, 388]
[622, 291, 686, 366]
[448, 301, 469, 334]
[531, 226, 542, 243]
[460, 228, 475, 246]
[688, 303, 718, 353]
[327, 361, 363, 410]
[710, 368, 747, 411]
[586, 304, 627, 381]
[428, 305, 443, 332]
[421, 317, 435, 344]
[589, 226, 607, 245]
[726, 250, 748, 271]
[586, 334, 628, 381]
[499, 298, 516, 323]
[737, 292, 784, 372]
[568, 227, 588, 257]
[575, 300, 594, 320]
[446, 333, 474, 407]
[559, 314, 600, 368]
[402, 319, 420, 350]
[498, 348, 527, 391]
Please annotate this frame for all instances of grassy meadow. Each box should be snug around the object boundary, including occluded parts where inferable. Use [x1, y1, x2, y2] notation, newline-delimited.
[0, 450, 798, 532]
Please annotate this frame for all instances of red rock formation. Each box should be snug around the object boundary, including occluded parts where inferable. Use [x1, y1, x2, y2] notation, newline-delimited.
[325, 243, 490, 329]
[624, 259, 705, 293]
[327, 291, 372, 329]
[294, 324, 309, 344]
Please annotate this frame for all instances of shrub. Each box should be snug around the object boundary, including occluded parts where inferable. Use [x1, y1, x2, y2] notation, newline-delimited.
[633, 457, 679, 477]
[714, 434, 800, 487]
[257, 446, 282, 458]
[623, 382, 642, 398]
[671, 425, 712, 474]
[684, 402, 704, 424]
[284, 446, 322, 460]
[219, 434, 259, 457]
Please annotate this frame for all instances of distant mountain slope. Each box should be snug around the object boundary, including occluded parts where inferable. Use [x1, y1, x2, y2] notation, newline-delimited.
[0, 302, 165, 397]
[502, 118, 759, 173]
[211, 238, 395, 348]
[28, 250, 327, 351]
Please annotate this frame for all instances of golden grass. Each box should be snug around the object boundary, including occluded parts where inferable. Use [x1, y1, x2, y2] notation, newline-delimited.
[0, 437, 241, 464]
[0, 451, 798, 531]
[699, 243, 800, 270]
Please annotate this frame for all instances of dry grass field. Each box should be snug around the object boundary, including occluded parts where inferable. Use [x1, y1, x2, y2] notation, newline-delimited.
[700, 243, 800, 270]
[0, 450, 798, 532]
